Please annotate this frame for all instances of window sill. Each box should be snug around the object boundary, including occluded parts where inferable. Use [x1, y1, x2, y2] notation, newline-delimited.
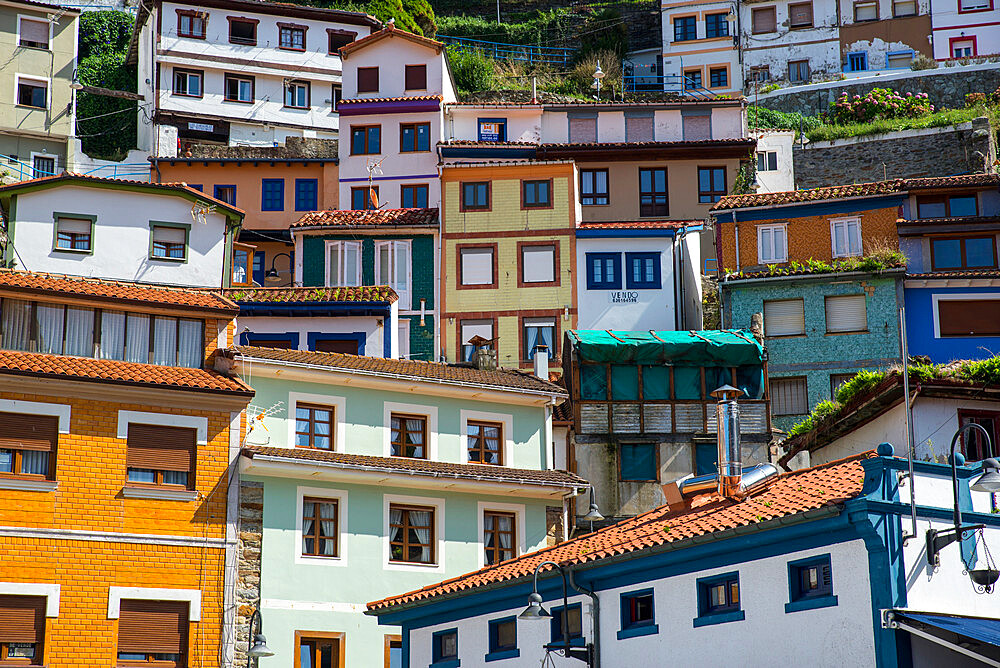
[122, 486, 198, 502]
[785, 594, 838, 613]
[693, 610, 744, 627]
[279, 46, 307, 52]
[171, 93, 204, 99]
[825, 330, 869, 336]
[283, 105, 310, 110]
[544, 638, 585, 650]
[485, 649, 520, 662]
[149, 255, 186, 263]
[617, 623, 659, 640]
[765, 334, 806, 339]
[223, 99, 254, 105]
[15, 105, 47, 111]
[53, 247, 92, 255]
[430, 661, 460, 668]
[0, 477, 57, 492]
[388, 559, 438, 567]
[625, 285, 661, 291]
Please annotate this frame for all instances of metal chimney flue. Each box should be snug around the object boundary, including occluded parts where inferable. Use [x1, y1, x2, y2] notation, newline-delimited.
[711, 385, 744, 498]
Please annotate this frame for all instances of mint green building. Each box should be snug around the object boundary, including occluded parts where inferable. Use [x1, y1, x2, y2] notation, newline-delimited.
[231, 346, 585, 668]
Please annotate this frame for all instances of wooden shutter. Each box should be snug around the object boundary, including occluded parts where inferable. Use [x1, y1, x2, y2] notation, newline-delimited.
[752, 7, 775, 32]
[825, 295, 867, 333]
[20, 18, 49, 44]
[126, 423, 196, 473]
[764, 299, 804, 337]
[790, 2, 812, 25]
[0, 412, 58, 451]
[939, 300, 1000, 336]
[357, 67, 378, 93]
[117, 599, 188, 654]
[682, 115, 711, 141]
[772, 377, 808, 415]
[625, 115, 654, 142]
[0, 595, 45, 643]
[405, 64, 427, 90]
[569, 117, 597, 143]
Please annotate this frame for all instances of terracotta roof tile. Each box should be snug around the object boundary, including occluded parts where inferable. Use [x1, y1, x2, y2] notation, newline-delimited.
[222, 286, 398, 303]
[904, 173, 1000, 190]
[367, 453, 872, 611]
[541, 138, 753, 151]
[339, 95, 442, 104]
[234, 346, 567, 395]
[897, 215, 1000, 226]
[339, 25, 444, 56]
[578, 220, 701, 230]
[0, 349, 252, 395]
[440, 140, 539, 147]
[244, 446, 586, 486]
[291, 208, 438, 229]
[0, 270, 238, 314]
[906, 270, 1000, 279]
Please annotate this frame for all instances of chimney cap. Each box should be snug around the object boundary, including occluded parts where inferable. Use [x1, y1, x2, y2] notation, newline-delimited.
[710, 385, 744, 400]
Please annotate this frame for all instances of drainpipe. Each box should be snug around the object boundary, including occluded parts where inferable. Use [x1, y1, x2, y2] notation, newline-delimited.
[732, 211, 740, 271]
[672, 230, 681, 330]
[567, 568, 600, 668]
[561, 487, 585, 542]
[677, 227, 687, 329]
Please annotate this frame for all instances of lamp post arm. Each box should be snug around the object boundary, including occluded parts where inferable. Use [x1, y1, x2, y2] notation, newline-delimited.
[950, 422, 993, 532]
[531, 561, 571, 655]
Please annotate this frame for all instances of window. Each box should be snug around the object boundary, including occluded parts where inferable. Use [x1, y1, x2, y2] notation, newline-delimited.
[389, 504, 434, 563]
[285, 80, 310, 109]
[568, 115, 597, 143]
[830, 373, 854, 398]
[224, 73, 253, 103]
[32, 155, 54, 178]
[400, 123, 431, 152]
[460, 320, 493, 361]
[522, 180, 552, 209]
[488, 617, 518, 658]
[468, 421, 503, 465]
[625, 114, 653, 142]
[150, 225, 187, 261]
[231, 244, 253, 286]
[351, 125, 381, 155]
[295, 404, 334, 450]
[405, 64, 427, 90]
[376, 240, 411, 309]
[18, 18, 49, 49]
[638, 168, 668, 216]
[757, 151, 777, 171]
[825, 295, 867, 333]
[937, 299, 1000, 337]
[459, 246, 495, 287]
[889, 0, 917, 14]
[749, 65, 770, 82]
[847, 52, 868, 72]
[326, 241, 361, 287]
[917, 194, 978, 218]
[684, 69, 702, 89]
[16, 78, 47, 108]
[709, 67, 728, 89]
[483, 510, 515, 564]
[294, 179, 318, 211]
[172, 69, 201, 97]
[625, 252, 661, 289]
[116, 600, 188, 667]
[705, 13, 729, 37]
[358, 66, 379, 93]
[751, 6, 776, 33]
[301, 497, 338, 557]
[461, 182, 490, 211]
[478, 118, 507, 142]
[390, 414, 427, 458]
[931, 237, 997, 270]
[961, 0, 991, 9]
[698, 573, 741, 616]
[432, 629, 458, 664]
[580, 169, 609, 206]
[401, 184, 429, 208]
[176, 10, 205, 38]
[261, 178, 284, 211]
[674, 15, 697, 41]
[586, 252, 621, 290]
[296, 633, 343, 668]
[523, 318, 555, 360]
[764, 299, 804, 337]
[620, 443, 657, 481]
[279, 24, 306, 50]
[55, 215, 93, 252]
[332, 84, 343, 110]
[351, 186, 378, 211]
[620, 590, 656, 638]
[328, 29, 355, 52]
[757, 224, 787, 263]
[952, 39, 976, 58]
[385, 636, 402, 668]
[789, 2, 813, 27]
[243, 334, 295, 349]
[125, 423, 195, 489]
[698, 167, 726, 203]
[787, 555, 836, 612]
[0, 411, 57, 480]
[830, 217, 862, 258]
[0, 595, 45, 664]
[771, 377, 808, 416]
[960, 410, 1000, 462]
[520, 243, 556, 285]
[887, 51, 914, 69]
[788, 60, 810, 82]
[550, 604, 583, 645]
[228, 18, 257, 45]
[312, 337, 359, 354]
[854, 0, 878, 20]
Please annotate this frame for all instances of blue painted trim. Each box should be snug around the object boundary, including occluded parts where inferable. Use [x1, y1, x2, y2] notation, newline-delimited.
[477, 117, 508, 142]
[625, 252, 662, 290]
[695, 571, 740, 619]
[585, 252, 622, 290]
[240, 331, 299, 348]
[784, 594, 838, 613]
[721, 195, 905, 222]
[213, 184, 236, 202]
[576, 228, 678, 239]
[340, 173, 440, 183]
[618, 587, 655, 635]
[429, 661, 460, 668]
[485, 649, 520, 662]
[402, 627, 410, 668]
[693, 610, 744, 627]
[306, 331, 366, 355]
[549, 602, 583, 645]
[617, 624, 659, 640]
[786, 553, 834, 603]
[384, 319, 392, 358]
[431, 628, 459, 666]
[238, 302, 391, 317]
[261, 178, 284, 211]
[486, 615, 518, 660]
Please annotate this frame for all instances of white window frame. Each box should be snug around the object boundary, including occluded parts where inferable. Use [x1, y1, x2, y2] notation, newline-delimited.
[116, 410, 208, 445]
[0, 583, 60, 616]
[757, 223, 787, 264]
[476, 501, 527, 569]
[0, 399, 70, 433]
[325, 240, 361, 287]
[107, 587, 201, 621]
[383, 493, 445, 573]
[383, 401, 438, 460]
[17, 15, 51, 50]
[952, 40, 975, 57]
[172, 68, 202, 96]
[830, 217, 862, 258]
[931, 293, 1000, 339]
[295, 485, 349, 566]
[375, 240, 412, 310]
[287, 392, 347, 451]
[460, 409, 515, 465]
[15, 73, 49, 110]
[459, 246, 495, 286]
[397, 317, 410, 359]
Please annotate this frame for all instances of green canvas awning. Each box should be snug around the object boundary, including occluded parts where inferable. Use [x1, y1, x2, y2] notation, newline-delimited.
[566, 330, 764, 366]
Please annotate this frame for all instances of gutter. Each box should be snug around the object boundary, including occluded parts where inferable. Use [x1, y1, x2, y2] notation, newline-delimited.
[721, 268, 906, 286]
[712, 191, 907, 216]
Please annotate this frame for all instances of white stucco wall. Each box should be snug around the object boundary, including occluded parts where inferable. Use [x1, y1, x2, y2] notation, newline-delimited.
[751, 130, 795, 192]
[740, 0, 840, 81]
[342, 38, 451, 100]
[447, 107, 543, 143]
[237, 309, 396, 357]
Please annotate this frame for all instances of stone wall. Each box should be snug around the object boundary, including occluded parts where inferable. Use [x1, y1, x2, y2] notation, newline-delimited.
[235, 480, 263, 668]
[793, 117, 997, 189]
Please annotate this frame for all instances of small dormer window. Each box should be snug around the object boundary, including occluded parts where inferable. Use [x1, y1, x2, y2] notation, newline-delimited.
[328, 29, 355, 54]
[357, 66, 379, 94]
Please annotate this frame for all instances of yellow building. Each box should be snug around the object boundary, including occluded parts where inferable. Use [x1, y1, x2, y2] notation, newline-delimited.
[0, 270, 252, 668]
[440, 161, 577, 373]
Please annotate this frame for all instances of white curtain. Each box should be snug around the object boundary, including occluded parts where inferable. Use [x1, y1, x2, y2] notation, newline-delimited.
[153, 317, 177, 366]
[302, 500, 315, 554]
[36, 304, 64, 354]
[406, 418, 424, 457]
[21, 451, 48, 475]
[389, 508, 404, 556]
[64, 307, 95, 357]
[497, 515, 512, 552]
[100, 310, 126, 360]
[410, 510, 431, 562]
[125, 313, 150, 364]
[484, 424, 500, 464]
[319, 502, 337, 556]
[177, 319, 202, 368]
[2, 299, 31, 351]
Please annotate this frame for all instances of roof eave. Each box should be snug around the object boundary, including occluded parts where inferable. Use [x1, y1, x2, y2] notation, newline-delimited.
[712, 191, 907, 215]
[721, 267, 906, 285]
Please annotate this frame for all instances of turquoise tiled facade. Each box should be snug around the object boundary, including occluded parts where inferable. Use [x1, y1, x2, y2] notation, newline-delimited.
[721, 270, 904, 431]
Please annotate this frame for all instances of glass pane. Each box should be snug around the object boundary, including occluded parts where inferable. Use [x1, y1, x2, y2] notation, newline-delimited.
[8, 644, 35, 659]
[21, 450, 48, 475]
[1, 298, 32, 351]
[64, 307, 95, 357]
[163, 470, 188, 486]
[300, 645, 313, 668]
[153, 317, 178, 366]
[178, 319, 202, 368]
[0, 450, 13, 472]
[932, 239, 962, 269]
[128, 468, 156, 483]
[949, 196, 977, 217]
[966, 238, 995, 267]
[919, 199, 947, 218]
[125, 313, 150, 364]
[35, 303, 64, 354]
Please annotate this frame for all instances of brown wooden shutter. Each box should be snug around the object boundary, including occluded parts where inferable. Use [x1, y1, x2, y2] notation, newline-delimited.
[405, 64, 427, 90]
[126, 423, 196, 473]
[790, 2, 812, 25]
[357, 67, 379, 93]
[0, 412, 58, 451]
[117, 599, 188, 654]
[0, 595, 45, 643]
[682, 115, 711, 141]
[939, 300, 1000, 336]
[569, 117, 597, 143]
[753, 7, 775, 32]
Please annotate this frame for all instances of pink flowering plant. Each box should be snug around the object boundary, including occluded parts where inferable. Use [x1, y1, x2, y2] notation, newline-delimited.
[827, 88, 933, 124]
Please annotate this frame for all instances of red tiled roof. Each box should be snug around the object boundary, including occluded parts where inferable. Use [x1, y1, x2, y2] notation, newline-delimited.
[222, 286, 398, 303]
[367, 452, 873, 611]
[904, 173, 1000, 190]
[723, 263, 906, 281]
[440, 140, 539, 147]
[0, 349, 252, 396]
[339, 95, 442, 105]
[244, 446, 586, 487]
[0, 270, 238, 314]
[339, 24, 444, 56]
[541, 139, 753, 151]
[578, 220, 701, 230]
[234, 347, 567, 395]
[291, 208, 438, 229]
[906, 270, 1000, 279]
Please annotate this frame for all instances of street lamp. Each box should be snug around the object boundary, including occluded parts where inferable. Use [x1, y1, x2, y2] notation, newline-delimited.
[247, 607, 274, 665]
[582, 487, 604, 524]
[519, 561, 594, 665]
[264, 251, 293, 283]
[592, 61, 605, 100]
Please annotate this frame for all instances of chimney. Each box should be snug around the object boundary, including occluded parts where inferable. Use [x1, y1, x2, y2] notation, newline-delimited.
[711, 385, 744, 498]
[531, 76, 537, 104]
[533, 344, 549, 379]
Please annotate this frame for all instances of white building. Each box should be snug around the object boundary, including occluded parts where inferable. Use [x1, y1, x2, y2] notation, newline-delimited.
[660, 0, 741, 95]
[751, 130, 795, 192]
[127, 0, 379, 156]
[0, 173, 243, 288]
[930, 0, 1000, 60]
[740, 0, 840, 85]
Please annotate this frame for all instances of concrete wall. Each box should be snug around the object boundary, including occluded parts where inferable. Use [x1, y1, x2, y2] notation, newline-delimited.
[751, 130, 795, 193]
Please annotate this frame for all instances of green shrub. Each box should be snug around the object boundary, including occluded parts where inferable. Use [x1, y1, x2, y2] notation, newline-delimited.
[366, 0, 422, 33]
[956, 357, 1000, 385]
[575, 9, 627, 60]
[787, 400, 840, 438]
[747, 106, 822, 133]
[828, 88, 933, 125]
[77, 11, 137, 160]
[833, 369, 887, 405]
[401, 0, 436, 37]
[447, 47, 496, 93]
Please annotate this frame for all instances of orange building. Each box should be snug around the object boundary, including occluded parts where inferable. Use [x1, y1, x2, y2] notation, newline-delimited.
[0, 270, 253, 668]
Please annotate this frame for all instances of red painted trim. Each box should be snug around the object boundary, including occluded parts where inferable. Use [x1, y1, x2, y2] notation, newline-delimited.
[933, 20, 1000, 30]
[958, 0, 993, 14]
[949, 34, 978, 57]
